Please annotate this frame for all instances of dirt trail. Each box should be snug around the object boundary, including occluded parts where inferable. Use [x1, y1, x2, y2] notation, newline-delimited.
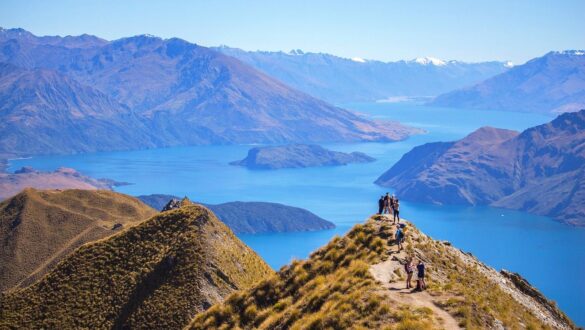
[369, 218, 461, 330]
[15, 225, 99, 289]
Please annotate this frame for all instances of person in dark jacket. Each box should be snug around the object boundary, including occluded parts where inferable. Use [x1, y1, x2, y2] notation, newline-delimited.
[378, 196, 384, 215]
[416, 260, 426, 291]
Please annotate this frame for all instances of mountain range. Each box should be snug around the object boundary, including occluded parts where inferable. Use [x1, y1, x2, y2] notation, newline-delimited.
[376, 110, 585, 225]
[430, 50, 585, 114]
[215, 46, 511, 103]
[0, 28, 418, 156]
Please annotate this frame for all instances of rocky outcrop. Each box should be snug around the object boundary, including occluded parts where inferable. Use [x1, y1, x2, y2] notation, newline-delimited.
[230, 144, 376, 169]
[500, 270, 570, 326]
[376, 110, 585, 225]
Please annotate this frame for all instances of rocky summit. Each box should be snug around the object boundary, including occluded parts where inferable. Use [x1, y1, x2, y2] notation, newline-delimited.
[376, 110, 585, 225]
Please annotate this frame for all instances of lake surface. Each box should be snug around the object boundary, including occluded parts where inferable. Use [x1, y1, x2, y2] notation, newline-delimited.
[9, 103, 585, 324]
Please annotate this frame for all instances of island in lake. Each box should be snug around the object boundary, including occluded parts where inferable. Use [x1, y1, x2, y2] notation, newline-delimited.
[230, 144, 375, 170]
[138, 194, 336, 234]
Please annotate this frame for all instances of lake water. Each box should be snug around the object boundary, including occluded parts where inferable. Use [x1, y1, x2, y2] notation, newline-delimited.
[9, 103, 585, 324]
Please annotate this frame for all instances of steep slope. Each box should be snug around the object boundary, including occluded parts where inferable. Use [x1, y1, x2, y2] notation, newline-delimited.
[190, 216, 575, 329]
[0, 29, 419, 156]
[230, 144, 375, 169]
[0, 167, 126, 200]
[137, 194, 336, 234]
[0, 200, 273, 329]
[376, 110, 585, 225]
[0, 189, 157, 292]
[431, 50, 585, 114]
[215, 46, 510, 103]
[0, 63, 158, 155]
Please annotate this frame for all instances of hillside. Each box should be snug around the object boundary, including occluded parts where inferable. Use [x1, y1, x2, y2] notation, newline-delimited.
[0, 28, 419, 156]
[0, 167, 126, 200]
[190, 215, 575, 329]
[0, 189, 157, 292]
[376, 110, 585, 225]
[215, 46, 510, 103]
[230, 144, 375, 169]
[431, 50, 585, 114]
[0, 200, 273, 329]
[0, 63, 158, 155]
[137, 194, 336, 234]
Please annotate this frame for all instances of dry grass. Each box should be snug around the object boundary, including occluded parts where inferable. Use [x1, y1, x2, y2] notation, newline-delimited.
[0, 203, 273, 329]
[410, 227, 568, 329]
[189, 221, 436, 329]
[0, 188, 157, 292]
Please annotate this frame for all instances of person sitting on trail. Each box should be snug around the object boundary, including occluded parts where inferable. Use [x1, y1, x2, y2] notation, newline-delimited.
[393, 200, 400, 224]
[378, 195, 384, 215]
[404, 257, 414, 289]
[416, 260, 426, 291]
[383, 193, 391, 214]
[395, 227, 404, 250]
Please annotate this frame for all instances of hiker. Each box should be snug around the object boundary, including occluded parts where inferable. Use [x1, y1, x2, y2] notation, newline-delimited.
[395, 226, 404, 250]
[404, 257, 414, 289]
[416, 260, 426, 291]
[393, 199, 400, 224]
[378, 196, 384, 215]
[383, 193, 391, 214]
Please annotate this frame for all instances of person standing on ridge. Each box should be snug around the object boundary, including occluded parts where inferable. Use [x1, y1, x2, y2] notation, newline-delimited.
[395, 226, 404, 251]
[378, 195, 384, 215]
[383, 193, 391, 214]
[416, 260, 426, 291]
[393, 199, 400, 224]
[404, 257, 414, 289]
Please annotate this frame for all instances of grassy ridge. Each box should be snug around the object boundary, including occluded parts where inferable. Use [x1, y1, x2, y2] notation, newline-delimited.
[0, 188, 157, 291]
[190, 217, 575, 329]
[0, 203, 273, 329]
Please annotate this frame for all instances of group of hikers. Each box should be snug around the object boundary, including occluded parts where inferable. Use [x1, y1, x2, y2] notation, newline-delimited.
[378, 193, 400, 223]
[376, 193, 426, 292]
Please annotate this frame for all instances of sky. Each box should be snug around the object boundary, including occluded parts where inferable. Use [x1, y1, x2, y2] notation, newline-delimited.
[1, 0, 584, 64]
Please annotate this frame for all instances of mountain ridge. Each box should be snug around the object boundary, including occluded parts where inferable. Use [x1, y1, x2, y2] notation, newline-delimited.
[430, 50, 585, 113]
[0, 200, 273, 329]
[0, 28, 419, 156]
[375, 110, 585, 225]
[214, 45, 510, 103]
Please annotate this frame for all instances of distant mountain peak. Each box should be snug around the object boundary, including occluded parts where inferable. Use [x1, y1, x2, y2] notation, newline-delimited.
[351, 57, 367, 63]
[553, 50, 585, 56]
[412, 56, 447, 66]
[288, 48, 305, 55]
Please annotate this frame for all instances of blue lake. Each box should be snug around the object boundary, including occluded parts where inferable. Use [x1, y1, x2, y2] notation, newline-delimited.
[9, 103, 585, 324]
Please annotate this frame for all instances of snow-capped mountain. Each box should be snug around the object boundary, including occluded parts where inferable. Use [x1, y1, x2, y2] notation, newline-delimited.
[214, 46, 510, 103]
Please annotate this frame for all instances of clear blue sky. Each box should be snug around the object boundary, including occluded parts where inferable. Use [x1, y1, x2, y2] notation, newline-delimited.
[1, 0, 584, 64]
